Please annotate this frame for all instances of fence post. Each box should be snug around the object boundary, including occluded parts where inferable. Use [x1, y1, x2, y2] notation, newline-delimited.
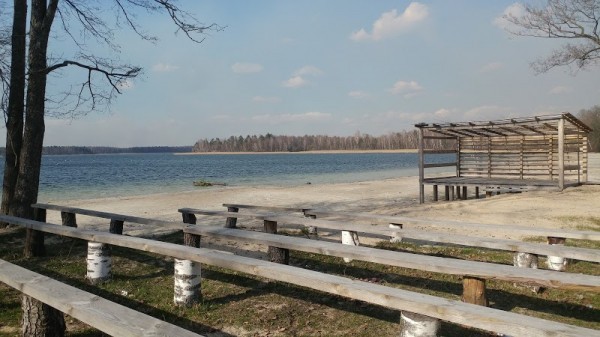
[546, 237, 568, 271]
[341, 231, 360, 263]
[225, 207, 239, 228]
[263, 220, 289, 264]
[24, 208, 46, 258]
[174, 232, 202, 306]
[109, 219, 124, 235]
[86, 219, 123, 285]
[399, 311, 440, 337]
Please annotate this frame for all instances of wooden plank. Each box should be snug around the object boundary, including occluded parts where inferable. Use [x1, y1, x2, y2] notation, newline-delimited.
[180, 209, 600, 262]
[183, 225, 600, 291]
[0, 259, 203, 337]
[423, 162, 457, 168]
[1, 216, 597, 337]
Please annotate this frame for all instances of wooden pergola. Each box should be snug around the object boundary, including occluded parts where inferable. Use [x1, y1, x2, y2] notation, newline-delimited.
[415, 113, 592, 204]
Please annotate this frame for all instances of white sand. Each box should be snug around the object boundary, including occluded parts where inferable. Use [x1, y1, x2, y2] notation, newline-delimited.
[46, 153, 600, 239]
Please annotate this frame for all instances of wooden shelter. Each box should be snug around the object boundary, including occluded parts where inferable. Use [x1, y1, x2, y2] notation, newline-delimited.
[415, 113, 592, 203]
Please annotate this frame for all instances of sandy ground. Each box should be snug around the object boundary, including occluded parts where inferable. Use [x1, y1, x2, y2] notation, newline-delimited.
[45, 153, 600, 240]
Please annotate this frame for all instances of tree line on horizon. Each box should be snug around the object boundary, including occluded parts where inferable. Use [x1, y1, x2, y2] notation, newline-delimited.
[0, 146, 193, 156]
[192, 131, 454, 152]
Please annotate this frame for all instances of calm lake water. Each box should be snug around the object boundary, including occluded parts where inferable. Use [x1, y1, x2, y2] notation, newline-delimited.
[3, 152, 453, 201]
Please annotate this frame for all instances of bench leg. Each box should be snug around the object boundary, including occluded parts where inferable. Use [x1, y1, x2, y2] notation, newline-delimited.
[462, 277, 487, 306]
[174, 232, 202, 306]
[433, 185, 438, 202]
[546, 237, 568, 271]
[513, 252, 541, 293]
[462, 186, 467, 200]
[264, 220, 289, 264]
[475, 186, 480, 199]
[304, 213, 318, 239]
[86, 242, 111, 284]
[225, 207, 239, 228]
[341, 230, 360, 263]
[399, 311, 440, 337]
[444, 186, 449, 201]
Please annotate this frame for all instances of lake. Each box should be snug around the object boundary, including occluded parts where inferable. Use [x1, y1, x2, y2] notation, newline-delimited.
[2, 152, 454, 201]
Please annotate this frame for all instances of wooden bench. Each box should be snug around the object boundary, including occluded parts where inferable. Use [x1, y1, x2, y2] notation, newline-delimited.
[0, 259, 203, 337]
[2, 215, 598, 337]
[181, 208, 600, 263]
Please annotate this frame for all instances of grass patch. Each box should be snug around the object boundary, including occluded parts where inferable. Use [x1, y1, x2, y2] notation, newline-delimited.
[0, 227, 598, 336]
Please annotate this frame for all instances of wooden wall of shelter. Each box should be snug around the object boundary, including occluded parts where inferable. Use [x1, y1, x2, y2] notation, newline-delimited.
[415, 113, 592, 204]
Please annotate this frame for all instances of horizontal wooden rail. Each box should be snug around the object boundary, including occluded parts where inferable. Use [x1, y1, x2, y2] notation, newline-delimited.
[423, 162, 457, 168]
[214, 206, 600, 262]
[182, 225, 600, 292]
[0, 259, 202, 337]
[1, 215, 597, 337]
[423, 149, 457, 154]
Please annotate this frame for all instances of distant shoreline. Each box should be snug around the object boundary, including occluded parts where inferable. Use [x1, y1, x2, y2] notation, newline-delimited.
[175, 149, 418, 156]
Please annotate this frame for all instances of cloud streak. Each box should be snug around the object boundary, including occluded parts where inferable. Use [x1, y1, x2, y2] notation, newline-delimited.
[351, 2, 428, 41]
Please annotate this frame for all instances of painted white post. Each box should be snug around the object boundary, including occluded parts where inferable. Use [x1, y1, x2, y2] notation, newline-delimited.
[399, 311, 440, 337]
[341, 230, 360, 263]
[86, 242, 111, 284]
[389, 223, 402, 243]
[173, 259, 201, 306]
[547, 237, 568, 271]
[513, 252, 540, 292]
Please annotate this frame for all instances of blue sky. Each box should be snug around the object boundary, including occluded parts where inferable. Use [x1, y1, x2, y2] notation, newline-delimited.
[7, 1, 600, 146]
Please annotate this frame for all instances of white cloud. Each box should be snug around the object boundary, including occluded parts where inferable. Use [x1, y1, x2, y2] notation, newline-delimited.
[252, 111, 332, 123]
[434, 108, 452, 118]
[152, 63, 179, 72]
[480, 62, 504, 73]
[231, 62, 264, 74]
[283, 65, 323, 88]
[388, 80, 423, 97]
[549, 86, 572, 94]
[348, 90, 371, 99]
[493, 3, 525, 29]
[350, 2, 429, 41]
[253, 96, 281, 103]
[282, 76, 308, 88]
[294, 65, 323, 76]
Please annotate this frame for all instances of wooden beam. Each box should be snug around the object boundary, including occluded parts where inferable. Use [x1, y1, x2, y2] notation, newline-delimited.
[418, 127, 425, 204]
[558, 118, 565, 190]
[0, 259, 203, 337]
[1, 217, 597, 337]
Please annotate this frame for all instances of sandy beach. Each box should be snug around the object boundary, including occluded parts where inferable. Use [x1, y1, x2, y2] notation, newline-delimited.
[42, 153, 600, 241]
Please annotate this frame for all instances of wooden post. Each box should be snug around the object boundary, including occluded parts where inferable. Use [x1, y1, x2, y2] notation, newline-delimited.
[451, 186, 455, 200]
[433, 185, 438, 202]
[181, 212, 197, 225]
[461, 186, 467, 200]
[462, 277, 488, 306]
[546, 237, 568, 271]
[61, 211, 77, 228]
[582, 136, 588, 182]
[513, 252, 541, 293]
[264, 220, 289, 264]
[444, 186, 449, 201]
[389, 223, 403, 243]
[341, 230, 360, 263]
[174, 232, 201, 306]
[456, 186, 461, 200]
[475, 186, 480, 199]
[399, 311, 440, 337]
[109, 220, 124, 235]
[558, 118, 565, 190]
[418, 127, 425, 204]
[225, 206, 239, 228]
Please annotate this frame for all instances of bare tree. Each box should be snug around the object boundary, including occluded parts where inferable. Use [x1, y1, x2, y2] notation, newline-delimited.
[0, 1, 221, 335]
[503, 0, 600, 73]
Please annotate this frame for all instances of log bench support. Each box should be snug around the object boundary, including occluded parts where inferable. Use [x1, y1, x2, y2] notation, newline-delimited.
[462, 277, 488, 306]
[433, 185, 438, 202]
[513, 252, 541, 293]
[264, 220, 289, 264]
[444, 185, 450, 201]
[546, 237, 568, 271]
[86, 218, 123, 284]
[225, 206, 239, 228]
[303, 211, 319, 239]
[462, 186, 467, 200]
[174, 232, 201, 306]
[399, 311, 440, 337]
[61, 211, 77, 227]
[341, 230, 360, 263]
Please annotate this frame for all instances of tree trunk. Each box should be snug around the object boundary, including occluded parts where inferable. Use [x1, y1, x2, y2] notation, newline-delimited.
[1, 0, 27, 226]
[19, 2, 63, 335]
[21, 296, 65, 337]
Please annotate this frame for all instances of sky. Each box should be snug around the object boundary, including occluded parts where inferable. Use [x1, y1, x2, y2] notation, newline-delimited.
[4, 1, 600, 147]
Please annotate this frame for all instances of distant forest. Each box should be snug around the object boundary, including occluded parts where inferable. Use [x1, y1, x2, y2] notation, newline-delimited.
[192, 131, 453, 152]
[0, 146, 193, 156]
